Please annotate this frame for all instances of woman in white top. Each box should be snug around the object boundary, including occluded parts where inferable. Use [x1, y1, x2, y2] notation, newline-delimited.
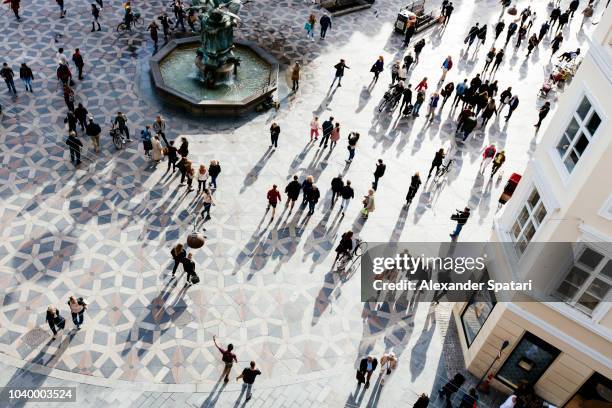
[197, 164, 208, 193]
[310, 116, 320, 141]
[379, 352, 398, 384]
[151, 135, 163, 162]
[201, 188, 214, 220]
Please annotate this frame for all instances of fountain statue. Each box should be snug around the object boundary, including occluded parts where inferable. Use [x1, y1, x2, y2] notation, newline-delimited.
[191, 0, 242, 88]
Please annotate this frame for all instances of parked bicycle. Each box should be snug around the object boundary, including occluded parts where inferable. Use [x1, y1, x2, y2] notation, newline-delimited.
[110, 120, 130, 150]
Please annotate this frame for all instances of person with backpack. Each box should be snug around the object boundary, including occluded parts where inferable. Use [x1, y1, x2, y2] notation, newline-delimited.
[491, 150, 506, 178]
[85, 116, 102, 153]
[182, 252, 198, 285]
[236, 361, 261, 402]
[67, 295, 87, 329]
[480, 144, 497, 174]
[450, 208, 470, 239]
[266, 184, 282, 221]
[170, 243, 186, 278]
[440, 56, 453, 81]
[214, 335, 238, 383]
[46, 306, 65, 339]
[406, 172, 422, 204]
[284, 175, 301, 214]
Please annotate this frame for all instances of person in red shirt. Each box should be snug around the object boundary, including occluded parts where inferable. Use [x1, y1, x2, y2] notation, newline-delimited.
[213, 335, 238, 383]
[480, 144, 497, 174]
[266, 184, 282, 221]
[415, 77, 428, 91]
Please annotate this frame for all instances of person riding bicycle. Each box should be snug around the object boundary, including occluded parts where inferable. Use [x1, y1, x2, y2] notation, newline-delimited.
[124, 2, 134, 30]
[383, 80, 404, 109]
[113, 111, 131, 141]
[334, 231, 354, 266]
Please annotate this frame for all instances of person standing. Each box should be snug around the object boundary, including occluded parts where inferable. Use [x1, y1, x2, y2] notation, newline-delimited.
[339, 180, 354, 216]
[535, 102, 551, 128]
[403, 21, 416, 47]
[209, 160, 221, 189]
[72, 49, 84, 80]
[1, 63, 17, 95]
[329, 122, 340, 149]
[320, 116, 334, 148]
[167, 141, 178, 173]
[160, 13, 173, 43]
[19, 63, 33, 92]
[440, 56, 453, 81]
[450, 207, 470, 239]
[170, 243, 186, 278]
[370, 56, 384, 82]
[357, 356, 378, 389]
[148, 20, 160, 50]
[331, 59, 349, 87]
[153, 115, 169, 147]
[182, 252, 197, 285]
[504, 95, 519, 121]
[10, 0, 21, 20]
[362, 189, 375, 219]
[406, 172, 421, 204]
[185, 160, 195, 192]
[491, 150, 506, 178]
[63, 85, 75, 111]
[428, 148, 445, 179]
[269, 122, 280, 149]
[141, 125, 153, 157]
[413, 39, 426, 63]
[426, 92, 440, 122]
[214, 335, 237, 383]
[284, 175, 301, 214]
[320, 13, 331, 39]
[307, 185, 320, 216]
[66, 131, 83, 166]
[346, 132, 359, 163]
[480, 144, 497, 174]
[310, 116, 320, 141]
[74, 103, 88, 131]
[196, 164, 208, 193]
[372, 159, 386, 190]
[236, 361, 261, 402]
[178, 136, 188, 158]
[494, 20, 505, 40]
[266, 184, 282, 221]
[291, 62, 300, 91]
[67, 295, 87, 329]
[330, 174, 344, 204]
[46, 306, 65, 339]
[91, 4, 102, 32]
[201, 188, 214, 220]
[152, 135, 163, 163]
[85, 116, 102, 153]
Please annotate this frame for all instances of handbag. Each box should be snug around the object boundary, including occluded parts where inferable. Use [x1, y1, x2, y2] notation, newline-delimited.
[190, 274, 200, 284]
[57, 316, 66, 330]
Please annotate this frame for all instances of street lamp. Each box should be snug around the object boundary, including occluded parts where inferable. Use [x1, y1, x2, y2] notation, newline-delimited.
[476, 340, 510, 391]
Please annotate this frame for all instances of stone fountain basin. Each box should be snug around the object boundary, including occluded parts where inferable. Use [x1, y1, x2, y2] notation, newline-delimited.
[150, 37, 279, 116]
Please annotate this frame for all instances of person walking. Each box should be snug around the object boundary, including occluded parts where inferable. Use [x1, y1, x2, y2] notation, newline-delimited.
[64, 111, 78, 134]
[403, 52, 415, 72]
[306, 185, 320, 216]
[67, 295, 87, 329]
[550, 6, 561, 30]
[141, 125, 153, 157]
[63, 84, 75, 111]
[515, 25, 527, 48]
[491, 48, 505, 73]
[10, 0, 21, 20]
[170, 243, 186, 278]
[440, 81, 454, 110]
[413, 39, 426, 64]
[72, 49, 85, 80]
[498, 86, 512, 114]
[266, 184, 282, 221]
[160, 13, 173, 43]
[491, 150, 506, 178]
[320, 116, 334, 149]
[310, 116, 320, 141]
[56, 0, 66, 18]
[379, 352, 398, 385]
[208, 160, 221, 189]
[19, 63, 33, 92]
[494, 20, 505, 40]
[46, 306, 66, 339]
[301, 175, 314, 206]
[66, 131, 83, 166]
[390, 61, 400, 84]
[505, 21, 518, 46]
[412, 89, 426, 117]
[557, 10, 570, 31]
[291, 62, 300, 91]
[269, 122, 280, 149]
[476, 24, 488, 48]
[74, 103, 88, 131]
[372, 159, 386, 190]
[1, 63, 17, 95]
[319, 13, 332, 39]
[346, 132, 359, 163]
[426, 92, 440, 122]
[581, 3, 594, 28]
[329, 122, 341, 149]
[200, 188, 214, 220]
[442, 1, 454, 24]
[362, 189, 375, 219]
[331, 174, 344, 204]
[357, 356, 378, 389]
[148, 20, 160, 50]
[167, 141, 178, 173]
[153, 115, 169, 147]
[91, 4, 102, 32]
[526, 34, 538, 56]
[535, 101, 551, 128]
[482, 47, 496, 73]
[305, 13, 315, 41]
[185, 160, 195, 192]
[480, 98, 497, 128]
[182, 252, 197, 285]
[403, 21, 416, 47]
[284, 175, 301, 214]
[504, 95, 519, 121]
[551, 32, 564, 56]
[196, 164, 208, 193]
[480, 144, 497, 174]
[399, 83, 413, 114]
[465, 23, 480, 49]
[406, 172, 422, 204]
[452, 79, 467, 108]
[569, 0, 580, 19]
[85, 116, 102, 153]
[538, 21, 550, 42]
[339, 180, 354, 216]
[331, 59, 349, 87]
[440, 56, 453, 81]
[428, 148, 445, 179]
[370, 56, 384, 82]
[236, 361, 261, 402]
[450, 207, 470, 239]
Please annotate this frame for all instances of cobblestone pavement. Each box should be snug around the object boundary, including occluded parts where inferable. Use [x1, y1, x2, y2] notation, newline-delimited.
[0, 0, 599, 404]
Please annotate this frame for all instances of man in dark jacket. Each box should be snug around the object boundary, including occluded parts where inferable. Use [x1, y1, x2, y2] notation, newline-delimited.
[339, 180, 354, 216]
[320, 14, 331, 39]
[64, 111, 78, 133]
[167, 140, 178, 172]
[534, 101, 551, 128]
[182, 252, 197, 285]
[403, 21, 416, 46]
[74, 103, 88, 130]
[450, 207, 470, 239]
[538, 21, 550, 42]
[494, 20, 505, 40]
[1, 63, 17, 95]
[307, 185, 320, 216]
[85, 116, 102, 153]
[66, 131, 83, 166]
[465, 23, 479, 49]
[285, 175, 301, 214]
[319, 116, 334, 148]
[72, 49, 85, 80]
[406, 172, 422, 204]
[330, 174, 344, 204]
[357, 356, 378, 388]
[399, 83, 413, 114]
[372, 159, 386, 190]
[331, 59, 349, 87]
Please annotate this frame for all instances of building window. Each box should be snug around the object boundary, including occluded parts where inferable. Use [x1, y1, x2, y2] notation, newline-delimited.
[496, 332, 560, 390]
[461, 291, 496, 347]
[555, 246, 612, 315]
[510, 189, 547, 256]
[556, 96, 602, 173]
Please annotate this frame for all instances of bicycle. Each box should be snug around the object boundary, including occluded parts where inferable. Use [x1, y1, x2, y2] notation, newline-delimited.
[110, 121, 130, 150]
[116, 12, 143, 32]
[377, 87, 402, 112]
[335, 239, 368, 275]
[433, 159, 454, 184]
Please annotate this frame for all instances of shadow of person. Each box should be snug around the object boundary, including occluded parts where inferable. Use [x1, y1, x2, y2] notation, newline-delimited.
[201, 379, 228, 407]
[410, 306, 437, 382]
[345, 381, 368, 407]
[365, 374, 385, 407]
[355, 85, 373, 113]
[239, 148, 274, 193]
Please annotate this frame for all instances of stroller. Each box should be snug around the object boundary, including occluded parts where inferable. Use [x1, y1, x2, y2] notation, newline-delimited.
[539, 80, 553, 98]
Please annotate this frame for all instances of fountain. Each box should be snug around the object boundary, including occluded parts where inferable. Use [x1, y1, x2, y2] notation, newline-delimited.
[149, 0, 278, 115]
